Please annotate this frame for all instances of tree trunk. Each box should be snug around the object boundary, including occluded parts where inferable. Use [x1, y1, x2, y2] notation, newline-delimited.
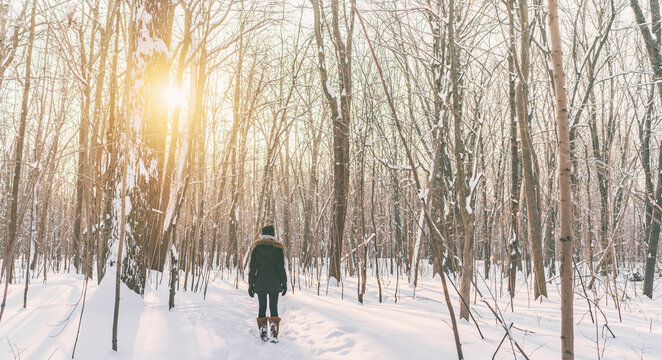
[72, 7, 98, 274]
[303, 114, 321, 270]
[0, 0, 36, 324]
[644, 144, 662, 297]
[228, 32, 244, 269]
[101, 12, 122, 284]
[112, 138, 130, 352]
[90, 0, 120, 282]
[447, 0, 475, 321]
[506, 0, 522, 298]
[631, 0, 662, 299]
[123, 0, 171, 294]
[310, 0, 352, 283]
[515, 0, 547, 300]
[426, 0, 452, 277]
[548, 0, 574, 357]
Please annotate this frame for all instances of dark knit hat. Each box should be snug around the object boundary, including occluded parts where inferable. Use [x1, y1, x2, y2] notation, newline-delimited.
[261, 225, 275, 237]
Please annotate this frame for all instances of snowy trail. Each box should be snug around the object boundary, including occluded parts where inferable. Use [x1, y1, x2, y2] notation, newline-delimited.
[0, 270, 480, 359]
[0, 271, 432, 360]
[1, 269, 661, 359]
[123, 276, 451, 359]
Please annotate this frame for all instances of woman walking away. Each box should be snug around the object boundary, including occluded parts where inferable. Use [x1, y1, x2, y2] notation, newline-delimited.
[248, 225, 287, 342]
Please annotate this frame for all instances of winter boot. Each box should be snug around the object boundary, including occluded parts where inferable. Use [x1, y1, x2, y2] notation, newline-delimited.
[257, 317, 269, 342]
[268, 316, 281, 343]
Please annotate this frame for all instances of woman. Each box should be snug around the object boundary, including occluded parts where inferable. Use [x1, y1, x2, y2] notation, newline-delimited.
[248, 225, 287, 342]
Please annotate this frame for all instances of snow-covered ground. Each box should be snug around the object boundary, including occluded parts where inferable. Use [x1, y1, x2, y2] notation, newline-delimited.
[0, 265, 661, 359]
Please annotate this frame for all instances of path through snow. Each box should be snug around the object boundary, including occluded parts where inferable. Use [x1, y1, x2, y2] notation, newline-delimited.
[0, 267, 661, 359]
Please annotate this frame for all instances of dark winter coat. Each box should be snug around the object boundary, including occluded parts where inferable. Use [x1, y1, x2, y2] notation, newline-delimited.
[248, 236, 287, 294]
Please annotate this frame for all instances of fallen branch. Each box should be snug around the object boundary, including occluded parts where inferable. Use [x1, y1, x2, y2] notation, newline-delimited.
[492, 323, 513, 360]
[71, 277, 89, 358]
[475, 272, 531, 360]
[445, 270, 485, 339]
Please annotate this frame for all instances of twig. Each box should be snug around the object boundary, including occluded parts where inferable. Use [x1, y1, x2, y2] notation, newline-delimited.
[71, 277, 89, 358]
[573, 291, 616, 338]
[6, 338, 20, 360]
[51, 282, 85, 337]
[445, 270, 485, 339]
[475, 272, 531, 360]
[573, 257, 595, 324]
[492, 323, 513, 360]
[511, 324, 536, 334]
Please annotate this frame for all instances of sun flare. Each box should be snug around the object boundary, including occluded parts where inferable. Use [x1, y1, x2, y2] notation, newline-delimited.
[162, 85, 187, 107]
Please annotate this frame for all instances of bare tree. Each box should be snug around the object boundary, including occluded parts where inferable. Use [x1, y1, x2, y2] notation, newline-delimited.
[548, 0, 574, 357]
[506, 0, 522, 299]
[511, 0, 548, 300]
[447, 0, 477, 321]
[310, 0, 353, 283]
[630, 0, 662, 299]
[0, 0, 27, 92]
[0, 0, 35, 324]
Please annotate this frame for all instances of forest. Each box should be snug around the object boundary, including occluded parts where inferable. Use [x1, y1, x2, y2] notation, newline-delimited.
[0, 0, 661, 359]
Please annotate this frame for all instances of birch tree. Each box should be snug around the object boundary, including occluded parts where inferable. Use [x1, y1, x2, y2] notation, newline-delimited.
[548, 0, 574, 357]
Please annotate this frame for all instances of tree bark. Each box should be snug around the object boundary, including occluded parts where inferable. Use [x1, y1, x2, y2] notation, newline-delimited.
[310, 0, 352, 283]
[506, 0, 522, 299]
[101, 10, 122, 284]
[447, 0, 475, 321]
[0, 0, 36, 324]
[427, 0, 452, 278]
[548, 0, 574, 357]
[514, 0, 547, 299]
[90, 0, 120, 281]
[72, 3, 99, 274]
[631, 0, 662, 299]
[123, 0, 171, 294]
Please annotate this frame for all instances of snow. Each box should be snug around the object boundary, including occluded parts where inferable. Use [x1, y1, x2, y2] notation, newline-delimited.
[129, 5, 169, 106]
[469, 171, 483, 194]
[162, 132, 188, 232]
[411, 211, 425, 275]
[325, 80, 336, 99]
[28, 160, 42, 170]
[1, 266, 661, 359]
[64, 2, 76, 17]
[136, 5, 152, 25]
[417, 188, 429, 200]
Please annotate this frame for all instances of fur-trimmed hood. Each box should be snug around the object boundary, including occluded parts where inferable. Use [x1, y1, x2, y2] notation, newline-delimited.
[252, 235, 284, 249]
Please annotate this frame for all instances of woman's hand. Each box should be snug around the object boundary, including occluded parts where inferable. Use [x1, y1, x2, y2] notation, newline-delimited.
[248, 285, 255, 298]
[281, 284, 287, 296]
